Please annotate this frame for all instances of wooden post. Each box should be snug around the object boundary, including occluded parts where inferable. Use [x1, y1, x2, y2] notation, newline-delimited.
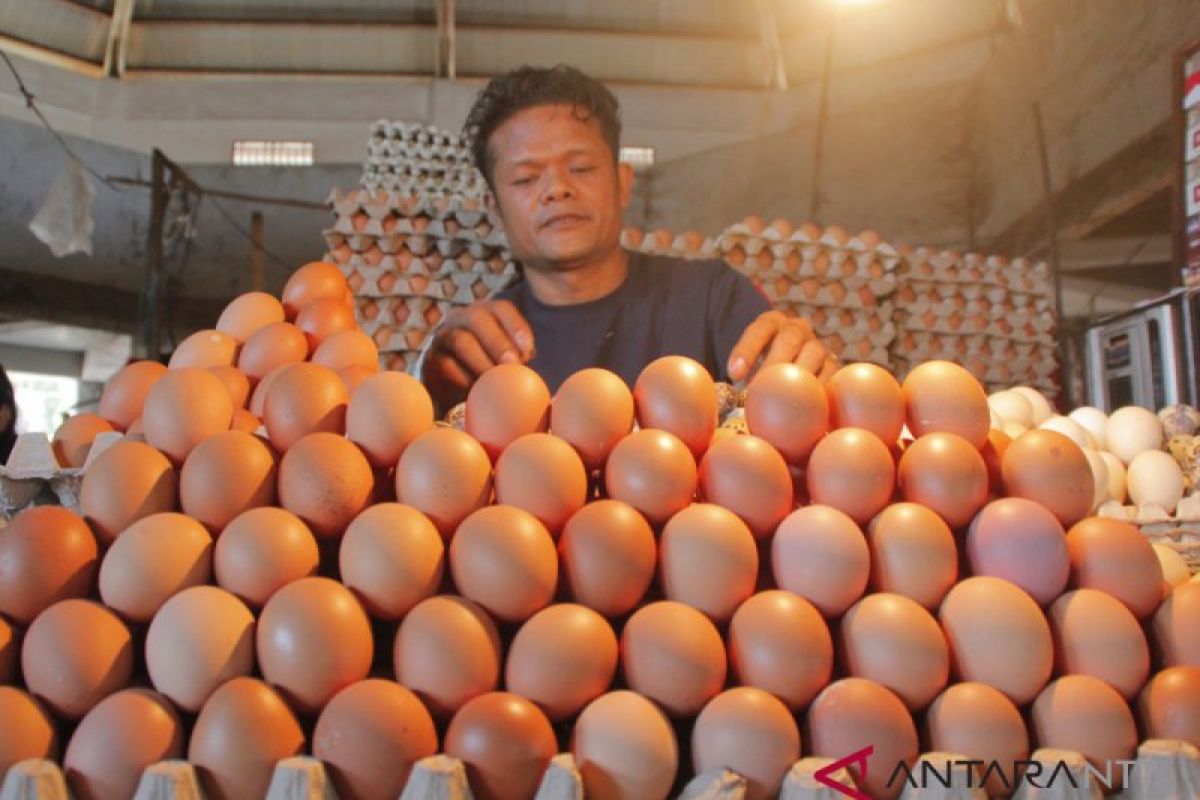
[1032, 102, 1072, 407]
[250, 211, 265, 291]
[809, 9, 838, 221]
[141, 148, 167, 361]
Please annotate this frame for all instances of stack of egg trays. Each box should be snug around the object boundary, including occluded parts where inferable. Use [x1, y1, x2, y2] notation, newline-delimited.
[714, 218, 900, 365]
[893, 248, 1057, 394]
[361, 120, 487, 198]
[324, 188, 518, 374]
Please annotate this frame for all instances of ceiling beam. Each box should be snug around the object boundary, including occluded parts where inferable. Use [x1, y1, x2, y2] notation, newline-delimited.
[436, 0, 456, 80]
[0, 33, 104, 78]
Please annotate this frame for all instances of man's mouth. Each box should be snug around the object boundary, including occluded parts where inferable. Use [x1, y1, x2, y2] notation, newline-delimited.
[540, 213, 588, 230]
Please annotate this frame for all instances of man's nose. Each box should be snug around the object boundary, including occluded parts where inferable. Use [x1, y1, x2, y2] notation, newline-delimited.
[540, 167, 574, 203]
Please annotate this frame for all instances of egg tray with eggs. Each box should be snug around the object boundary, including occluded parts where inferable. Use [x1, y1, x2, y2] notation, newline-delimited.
[900, 251, 1053, 296]
[4, 264, 1200, 800]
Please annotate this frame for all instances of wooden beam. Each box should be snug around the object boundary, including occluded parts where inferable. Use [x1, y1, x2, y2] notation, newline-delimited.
[103, 0, 137, 78]
[0, 266, 224, 336]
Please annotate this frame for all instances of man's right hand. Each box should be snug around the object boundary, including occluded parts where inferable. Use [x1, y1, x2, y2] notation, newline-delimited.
[421, 299, 535, 410]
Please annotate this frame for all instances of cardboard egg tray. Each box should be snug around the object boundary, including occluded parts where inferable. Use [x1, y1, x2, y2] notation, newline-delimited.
[0, 431, 123, 520]
[620, 228, 719, 260]
[4, 739, 1198, 800]
[360, 119, 486, 197]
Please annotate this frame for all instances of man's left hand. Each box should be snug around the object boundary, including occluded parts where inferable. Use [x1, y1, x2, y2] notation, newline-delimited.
[727, 310, 839, 384]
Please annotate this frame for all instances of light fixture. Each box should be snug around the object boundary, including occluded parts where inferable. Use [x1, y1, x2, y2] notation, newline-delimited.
[619, 146, 655, 171]
[232, 141, 314, 167]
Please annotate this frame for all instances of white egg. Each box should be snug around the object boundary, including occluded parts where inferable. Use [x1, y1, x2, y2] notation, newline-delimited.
[1106, 406, 1164, 465]
[1040, 415, 1091, 450]
[1098, 451, 1127, 504]
[1079, 447, 1110, 511]
[1152, 544, 1190, 590]
[1096, 499, 1130, 519]
[988, 390, 1033, 427]
[1068, 406, 1109, 450]
[1011, 386, 1053, 425]
[989, 407, 1003, 430]
[1126, 450, 1184, 512]
[1001, 420, 1028, 440]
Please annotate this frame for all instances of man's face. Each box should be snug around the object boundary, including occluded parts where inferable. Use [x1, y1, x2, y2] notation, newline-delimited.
[485, 104, 633, 271]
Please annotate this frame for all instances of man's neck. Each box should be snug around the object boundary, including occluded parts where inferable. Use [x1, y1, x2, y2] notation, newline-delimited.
[522, 247, 630, 306]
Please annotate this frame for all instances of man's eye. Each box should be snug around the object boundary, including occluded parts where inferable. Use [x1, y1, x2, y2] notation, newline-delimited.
[570, 165, 595, 174]
[512, 176, 535, 186]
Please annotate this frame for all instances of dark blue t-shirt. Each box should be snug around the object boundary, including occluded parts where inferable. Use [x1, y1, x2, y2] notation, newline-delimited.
[493, 250, 770, 392]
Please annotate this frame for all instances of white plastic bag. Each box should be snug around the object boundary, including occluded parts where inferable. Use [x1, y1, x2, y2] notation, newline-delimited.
[28, 159, 95, 257]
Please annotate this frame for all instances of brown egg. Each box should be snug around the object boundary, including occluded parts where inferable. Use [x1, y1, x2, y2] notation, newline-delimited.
[98, 361, 167, 430]
[940, 576, 1053, 704]
[0, 687, 58, 780]
[263, 363, 348, 452]
[238, 321, 309, 381]
[604, 428, 697, 525]
[52, 413, 115, 467]
[125, 415, 145, 440]
[231, 407, 262, 434]
[396, 427, 493, 538]
[902, 360, 990, 448]
[806, 428, 895, 524]
[693, 687, 800, 800]
[1138, 666, 1200, 746]
[282, 260, 350, 318]
[966, 498, 1068, 606]
[660, 503, 758, 622]
[1031, 675, 1137, 779]
[216, 291, 286, 343]
[1152, 583, 1200, 666]
[621, 600, 726, 717]
[394, 595, 502, 718]
[80, 440, 177, 544]
[896, 433, 988, 529]
[340, 503, 444, 620]
[772, 504, 870, 617]
[805, 678, 918, 800]
[346, 371, 434, 468]
[698, 433, 793, 539]
[744, 363, 829, 463]
[142, 367, 233, 463]
[505, 604, 617, 721]
[189, 677, 305, 800]
[840, 593, 949, 711]
[145, 585, 255, 712]
[728, 590, 832, 710]
[0, 505, 98, 625]
[63, 688, 182, 800]
[98, 512, 212, 623]
[573, 691, 678, 800]
[180, 430, 276, 532]
[0, 617, 15, 684]
[925, 683, 1029, 796]
[559, 499, 656, 617]
[278, 432, 374, 538]
[450, 505, 557, 623]
[169, 329, 238, 370]
[339, 364, 375, 394]
[1066, 516, 1164, 619]
[633, 355, 718, 459]
[550, 367, 634, 471]
[295, 297, 357, 351]
[207, 365, 251, 409]
[214, 507, 319, 608]
[312, 329, 379, 374]
[1048, 588, 1149, 700]
[866, 503, 957, 611]
[258, 577, 373, 713]
[313, 679, 438, 800]
[22, 599, 133, 719]
[444, 692, 557, 800]
[825, 362, 905, 443]
[1002, 430, 1094, 526]
[494, 432, 587, 535]
[466, 364, 551, 460]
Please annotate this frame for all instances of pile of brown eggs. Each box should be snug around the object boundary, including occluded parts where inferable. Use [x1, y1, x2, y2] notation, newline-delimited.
[2, 261, 1199, 800]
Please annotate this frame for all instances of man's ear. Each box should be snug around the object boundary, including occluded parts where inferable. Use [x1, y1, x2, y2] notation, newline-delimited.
[617, 161, 635, 210]
[484, 189, 504, 230]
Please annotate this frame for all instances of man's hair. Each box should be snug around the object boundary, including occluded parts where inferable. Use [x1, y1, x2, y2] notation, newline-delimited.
[463, 65, 621, 189]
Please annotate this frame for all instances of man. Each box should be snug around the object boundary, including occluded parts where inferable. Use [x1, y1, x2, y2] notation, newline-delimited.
[422, 65, 834, 408]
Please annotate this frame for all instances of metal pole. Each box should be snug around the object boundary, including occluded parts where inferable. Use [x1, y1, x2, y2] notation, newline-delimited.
[250, 211, 265, 291]
[1031, 102, 1072, 407]
[810, 9, 837, 221]
[142, 148, 167, 360]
